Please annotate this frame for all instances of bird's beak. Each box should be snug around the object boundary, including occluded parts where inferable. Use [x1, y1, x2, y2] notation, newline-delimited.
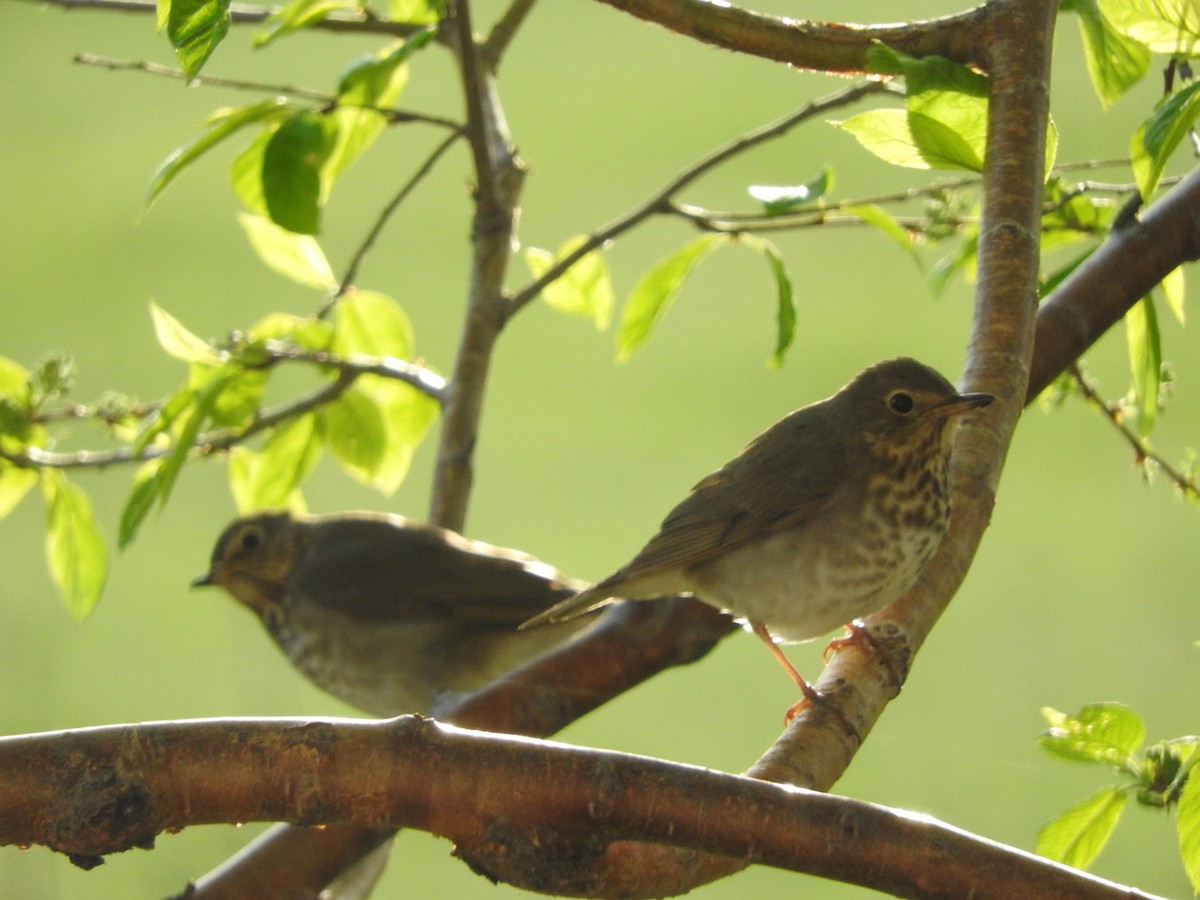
[935, 391, 994, 417]
[190, 572, 215, 589]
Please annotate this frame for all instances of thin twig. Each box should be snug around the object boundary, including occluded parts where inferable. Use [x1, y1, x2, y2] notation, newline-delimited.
[1070, 365, 1199, 499]
[73, 53, 462, 130]
[481, 0, 539, 70]
[28, 0, 425, 37]
[321, 130, 465, 319]
[504, 79, 892, 316]
[0, 349, 444, 471]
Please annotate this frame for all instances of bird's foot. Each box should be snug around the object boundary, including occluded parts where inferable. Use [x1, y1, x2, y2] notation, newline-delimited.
[822, 619, 877, 663]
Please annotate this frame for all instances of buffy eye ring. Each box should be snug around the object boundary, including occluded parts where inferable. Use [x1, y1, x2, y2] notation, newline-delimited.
[888, 391, 914, 414]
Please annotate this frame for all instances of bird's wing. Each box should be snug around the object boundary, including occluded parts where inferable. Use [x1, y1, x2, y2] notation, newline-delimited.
[613, 406, 847, 581]
[296, 515, 579, 626]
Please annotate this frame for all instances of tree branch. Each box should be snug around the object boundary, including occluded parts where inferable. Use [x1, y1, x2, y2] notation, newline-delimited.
[589, 0, 991, 72]
[428, 0, 525, 532]
[506, 79, 892, 316]
[1028, 163, 1200, 401]
[24, 0, 427, 38]
[0, 714, 1162, 899]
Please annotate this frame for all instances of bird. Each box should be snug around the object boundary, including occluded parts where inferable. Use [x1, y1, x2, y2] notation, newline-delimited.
[193, 510, 595, 717]
[522, 357, 993, 714]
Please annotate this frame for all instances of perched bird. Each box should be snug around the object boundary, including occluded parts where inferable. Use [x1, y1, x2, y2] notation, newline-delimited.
[523, 357, 993, 712]
[194, 510, 594, 717]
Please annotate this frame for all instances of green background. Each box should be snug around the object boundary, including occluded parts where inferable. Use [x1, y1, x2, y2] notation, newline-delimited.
[1, 1, 1197, 897]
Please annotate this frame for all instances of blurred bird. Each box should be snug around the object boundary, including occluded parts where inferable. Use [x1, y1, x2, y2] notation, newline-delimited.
[523, 357, 993, 714]
[194, 510, 594, 717]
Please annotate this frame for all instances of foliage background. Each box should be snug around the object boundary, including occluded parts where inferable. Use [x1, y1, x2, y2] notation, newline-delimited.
[1, 0, 1197, 896]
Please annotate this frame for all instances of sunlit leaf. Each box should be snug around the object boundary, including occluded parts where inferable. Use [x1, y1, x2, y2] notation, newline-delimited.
[0, 463, 37, 519]
[844, 204, 922, 268]
[524, 237, 614, 330]
[155, 369, 234, 509]
[1039, 703, 1146, 766]
[238, 213, 337, 289]
[1179, 756, 1200, 894]
[229, 414, 321, 511]
[1125, 296, 1161, 437]
[147, 98, 290, 207]
[43, 472, 108, 620]
[1131, 80, 1200, 201]
[319, 386, 387, 481]
[254, 0, 358, 47]
[617, 234, 725, 361]
[119, 459, 164, 549]
[231, 125, 274, 218]
[833, 109, 930, 169]
[248, 311, 334, 350]
[385, 0, 443, 23]
[1037, 786, 1128, 869]
[1162, 265, 1186, 325]
[1071, 0, 1151, 107]
[150, 302, 220, 364]
[328, 291, 435, 493]
[748, 166, 834, 214]
[1099, 0, 1200, 53]
[166, 0, 230, 78]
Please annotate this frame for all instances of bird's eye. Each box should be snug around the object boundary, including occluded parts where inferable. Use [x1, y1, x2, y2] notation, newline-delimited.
[888, 391, 915, 415]
[239, 528, 262, 552]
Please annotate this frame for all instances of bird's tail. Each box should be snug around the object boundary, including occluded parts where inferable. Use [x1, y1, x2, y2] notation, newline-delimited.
[519, 582, 615, 630]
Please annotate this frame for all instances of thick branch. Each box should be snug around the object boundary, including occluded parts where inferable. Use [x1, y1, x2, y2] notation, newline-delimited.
[429, 0, 525, 531]
[590, 0, 990, 72]
[1028, 164, 1200, 400]
[0, 715, 1160, 899]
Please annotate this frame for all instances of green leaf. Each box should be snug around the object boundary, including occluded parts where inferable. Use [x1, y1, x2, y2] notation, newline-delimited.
[333, 289, 415, 358]
[617, 234, 725, 361]
[1099, 0, 1200, 53]
[254, 0, 358, 48]
[524, 237, 614, 330]
[1179, 755, 1200, 893]
[1072, 0, 1151, 108]
[231, 125, 274, 218]
[318, 386, 388, 482]
[1037, 786, 1128, 869]
[43, 472, 108, 620]
[248, 312, 334, 350]
[1039, 703, 1146, 767]
[1125, 295, 1161, 437]
[118, 459, 164, 549]
[748, 166, 834, 214]
[0, 463, 37, 519]
[385, 0, 443, 23]
[166, 0, 230, 78]
[843, 204, 922, 268]
[147, 98, 290, 207]
[150, 302, 220, 364]
[262, 110, 337, 235]
[238, 213, 337, 289]
[155, 369, 234, 509]
[228, 414, 321, 511]
[1131, 80, 1200, 201]
[329, 291, 435, 493]
[1161, 265, 1186, 325]
[737, 235, 796, 368]
[833, 109, 931, 169]
[322, 35, 430, 195]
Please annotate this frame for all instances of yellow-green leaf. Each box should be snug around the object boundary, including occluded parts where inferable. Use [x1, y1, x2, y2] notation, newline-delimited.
[238, 213, 337, 290]
[43, 472, 108, 620]
[1037, 786, 1128, 869]
[524, 237, 614, 330]
[1125, 296, 1161, 437]
[229, 414, 321, 511]
[617, 234, 725, 361]
[150, 302, 220, 364]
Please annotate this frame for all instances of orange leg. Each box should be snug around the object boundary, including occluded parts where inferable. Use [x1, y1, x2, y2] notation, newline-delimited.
[750, 621, 821, 722]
